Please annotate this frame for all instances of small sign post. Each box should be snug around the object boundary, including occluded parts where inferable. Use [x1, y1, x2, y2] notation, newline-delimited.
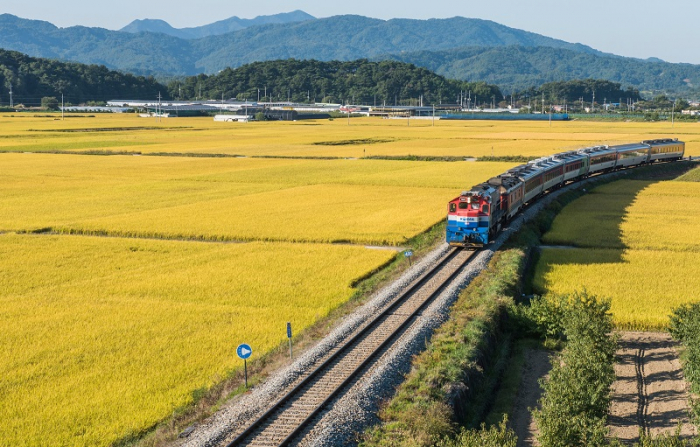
[237, 343, 252, 388]
[287, 322, 293, 360]
[404, 249, 414, 266]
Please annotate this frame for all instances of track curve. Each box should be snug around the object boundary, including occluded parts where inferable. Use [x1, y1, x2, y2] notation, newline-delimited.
[223, 248, 475, 446]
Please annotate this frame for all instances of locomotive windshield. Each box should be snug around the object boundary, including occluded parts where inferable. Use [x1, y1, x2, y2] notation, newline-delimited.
[449, 203, 456, 212]
[458, 202, 469, 210]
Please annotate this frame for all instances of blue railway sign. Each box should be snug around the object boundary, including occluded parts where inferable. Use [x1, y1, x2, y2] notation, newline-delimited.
[404, 250, 413, 258]
[237, 343, 252, 360]
[287, 322, 292, 339]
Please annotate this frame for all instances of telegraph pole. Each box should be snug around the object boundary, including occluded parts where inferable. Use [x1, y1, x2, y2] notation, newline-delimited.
[9, 85, 13, 108]
[672, 98, 677, 127]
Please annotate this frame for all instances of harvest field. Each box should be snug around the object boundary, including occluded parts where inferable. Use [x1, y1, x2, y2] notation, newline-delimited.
[534, 169, 700, 329]
[1, 153, 514, 244]
[2, 113, 699, 445]
[0, 234, 396, 446]
[0, 113, 698, 158]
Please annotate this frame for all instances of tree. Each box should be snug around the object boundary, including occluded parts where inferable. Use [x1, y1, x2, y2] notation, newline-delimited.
[41, 96, 59, 110]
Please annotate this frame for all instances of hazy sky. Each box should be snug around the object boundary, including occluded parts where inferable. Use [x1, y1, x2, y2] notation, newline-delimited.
[3, 0, 698, 64]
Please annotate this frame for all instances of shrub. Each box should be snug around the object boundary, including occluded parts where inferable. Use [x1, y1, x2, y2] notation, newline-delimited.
[532, 291, 617, 447]
[436, 417, 516, 447]
[669, 302, 700, 422]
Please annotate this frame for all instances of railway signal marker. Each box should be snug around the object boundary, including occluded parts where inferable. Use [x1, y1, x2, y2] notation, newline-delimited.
[237, 343, 252, 388]
[404, 249, 414, 265]
[237, 344, 252, 359]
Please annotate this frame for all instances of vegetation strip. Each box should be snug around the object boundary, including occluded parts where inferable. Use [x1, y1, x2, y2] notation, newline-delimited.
[669, 303, 700, 424]
[361, 248, 524, 446]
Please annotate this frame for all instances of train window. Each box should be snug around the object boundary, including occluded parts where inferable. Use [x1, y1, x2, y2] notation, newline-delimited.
[471, 203, 479, 210]
[482, 204, 490, 214]
[449, 203, 456, 212]
[458, 202, 469, 210]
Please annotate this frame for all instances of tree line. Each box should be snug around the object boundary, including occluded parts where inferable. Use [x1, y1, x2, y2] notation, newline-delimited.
[0, 49, 165, 107]
[167, 59, 502, 105]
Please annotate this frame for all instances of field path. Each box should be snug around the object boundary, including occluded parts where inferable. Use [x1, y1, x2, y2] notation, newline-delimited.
[609, 332, 697, 443]
[511, 348, 552, 447]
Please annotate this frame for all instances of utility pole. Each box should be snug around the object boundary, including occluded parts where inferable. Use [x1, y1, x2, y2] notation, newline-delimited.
[542, 93, 545, 114]
[672, 98, 677, 127]
[592, 89, 595, 113]
[157, 91, 162, 123]
[61, 94, 64, 120]
[9, 85, 13, 108]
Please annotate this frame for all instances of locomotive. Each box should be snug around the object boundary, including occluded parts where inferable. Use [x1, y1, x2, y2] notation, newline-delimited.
[446, 138, 685, 247]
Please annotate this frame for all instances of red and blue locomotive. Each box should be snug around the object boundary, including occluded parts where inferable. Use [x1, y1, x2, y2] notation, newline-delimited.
[447, 138, 685, 247]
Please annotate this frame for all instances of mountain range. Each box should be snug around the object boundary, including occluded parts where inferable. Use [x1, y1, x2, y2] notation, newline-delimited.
[0, 12, 697, 96]
[119, 10, 315, 39]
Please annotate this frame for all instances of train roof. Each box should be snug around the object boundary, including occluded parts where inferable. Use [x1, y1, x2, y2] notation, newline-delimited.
[507, 163, 544, 181]
[577, 145, 616, 156]
[529, 156, 564, 171]
[642, 138, 682, 145]
[611, 142, 650, 152]
[552, 151, 587, 162]
[487, 173, 522, 191]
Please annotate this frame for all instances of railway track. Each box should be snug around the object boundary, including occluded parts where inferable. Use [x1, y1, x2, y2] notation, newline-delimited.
[223, 247, 476, 447]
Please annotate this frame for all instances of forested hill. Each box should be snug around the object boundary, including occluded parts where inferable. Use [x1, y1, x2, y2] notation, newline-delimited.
[169, 59, 502, 105]
[385, 46, 700, 96]
[0, 49, 167, 105]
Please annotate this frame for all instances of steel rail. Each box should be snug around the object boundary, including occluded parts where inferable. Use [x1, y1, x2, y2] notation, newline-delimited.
[225, 247, 474, 446]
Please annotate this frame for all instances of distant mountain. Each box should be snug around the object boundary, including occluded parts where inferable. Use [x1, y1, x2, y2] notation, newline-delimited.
[0, 13, 698, 96]
[384, 46, 700, 95]
[120, 10, 315, 39]
[0, 13, 609, 76]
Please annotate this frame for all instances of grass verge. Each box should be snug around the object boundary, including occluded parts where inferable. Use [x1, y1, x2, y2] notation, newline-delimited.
[360, 247, 525, 446]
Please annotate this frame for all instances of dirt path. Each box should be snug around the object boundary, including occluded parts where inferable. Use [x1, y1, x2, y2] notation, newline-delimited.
[609, 332, 697, 444]
[511, 349, 552, 447]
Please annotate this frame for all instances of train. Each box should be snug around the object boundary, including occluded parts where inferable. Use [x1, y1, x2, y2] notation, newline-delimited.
[446, 138, 685, 247]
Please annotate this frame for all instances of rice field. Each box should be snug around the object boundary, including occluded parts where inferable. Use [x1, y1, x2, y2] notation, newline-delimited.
[3, 113, 699, 445]
[0, 153, 514, 244]
[534, 169, 700, 329]
[0, 113, 698, 158]
[0, 234, 395, 446]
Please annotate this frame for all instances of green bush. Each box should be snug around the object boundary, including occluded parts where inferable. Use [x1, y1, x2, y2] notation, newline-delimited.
[436, 417, 516, 447]
[532, 291, 617, 447]
[669, 302, 700, 422]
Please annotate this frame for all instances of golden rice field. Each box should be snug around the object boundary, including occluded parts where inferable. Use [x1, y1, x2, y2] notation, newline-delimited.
[534, 171, 700, 329]
[0, 113, 698, 158]
[1, 153, 515, 245]
[2, 113, 699, 445]
[0, 234, 396, 446]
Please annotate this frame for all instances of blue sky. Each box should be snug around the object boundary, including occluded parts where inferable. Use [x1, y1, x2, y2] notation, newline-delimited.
[4, 0, 698, 64]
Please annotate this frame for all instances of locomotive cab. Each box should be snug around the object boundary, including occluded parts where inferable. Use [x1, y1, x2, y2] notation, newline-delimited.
[446, 189, 493, 247]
